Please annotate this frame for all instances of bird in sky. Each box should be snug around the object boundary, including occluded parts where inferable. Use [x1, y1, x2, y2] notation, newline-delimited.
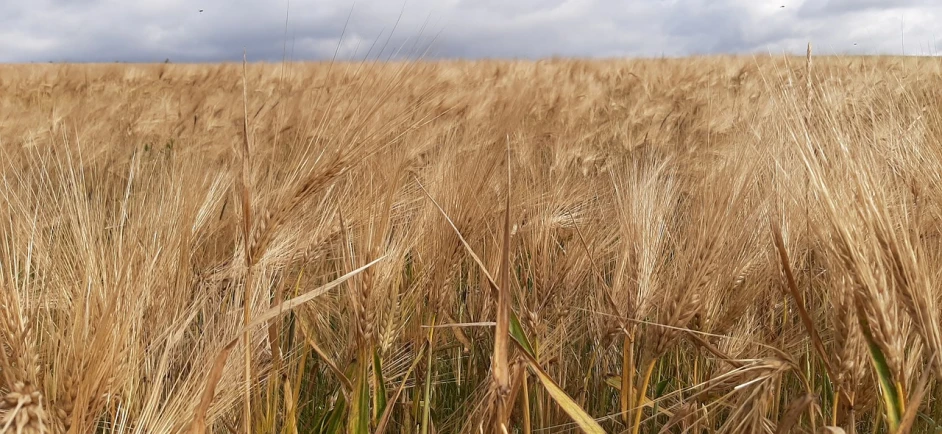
[199, 9, 204, 12]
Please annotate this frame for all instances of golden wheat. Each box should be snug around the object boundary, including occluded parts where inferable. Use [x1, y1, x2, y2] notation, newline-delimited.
[1, 56, 941, 433]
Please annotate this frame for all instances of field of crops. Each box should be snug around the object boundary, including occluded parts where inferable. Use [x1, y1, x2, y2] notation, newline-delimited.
[2, 56, 942, 433]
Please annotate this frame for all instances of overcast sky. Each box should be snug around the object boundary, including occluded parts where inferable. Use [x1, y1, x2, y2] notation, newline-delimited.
[2, 0, 942, 63]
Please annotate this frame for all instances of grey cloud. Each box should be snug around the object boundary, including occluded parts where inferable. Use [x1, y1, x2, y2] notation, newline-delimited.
[1, 0, 941, 63]
[797, 0, 933, 17]
[663, 2, 755, 54]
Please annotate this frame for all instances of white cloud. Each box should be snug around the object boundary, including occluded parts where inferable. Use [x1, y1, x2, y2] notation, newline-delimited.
[1, 0, 941, 62]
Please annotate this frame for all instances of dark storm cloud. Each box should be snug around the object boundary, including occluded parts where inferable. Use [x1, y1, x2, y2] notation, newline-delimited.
[1, 0, 941, 63]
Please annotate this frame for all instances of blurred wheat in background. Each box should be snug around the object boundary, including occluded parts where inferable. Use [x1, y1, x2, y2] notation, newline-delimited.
[1, 56, 942, 433]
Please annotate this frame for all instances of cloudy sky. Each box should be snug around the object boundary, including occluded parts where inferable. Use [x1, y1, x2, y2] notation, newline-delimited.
[2, 0, 942, 63]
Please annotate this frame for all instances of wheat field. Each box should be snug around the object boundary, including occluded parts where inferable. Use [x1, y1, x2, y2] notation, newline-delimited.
[1, 55, 942, 433]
